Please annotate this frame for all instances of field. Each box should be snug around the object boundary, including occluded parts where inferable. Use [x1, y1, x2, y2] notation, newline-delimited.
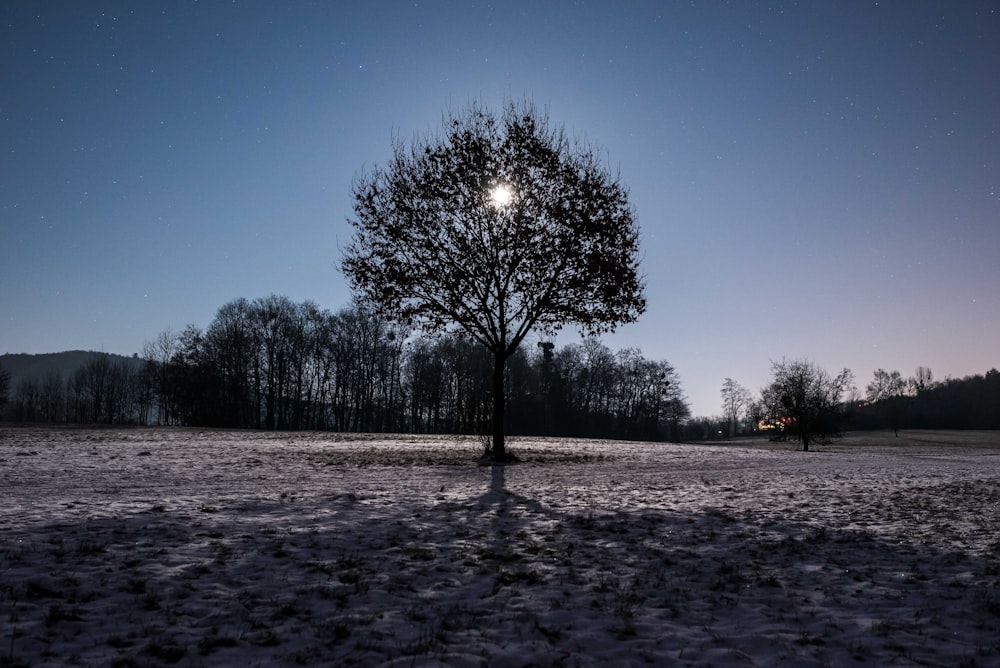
[2, 427, 999, 667]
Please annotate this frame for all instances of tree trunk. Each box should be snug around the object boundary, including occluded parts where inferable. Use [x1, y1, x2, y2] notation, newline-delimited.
[491, 350, 507, 461]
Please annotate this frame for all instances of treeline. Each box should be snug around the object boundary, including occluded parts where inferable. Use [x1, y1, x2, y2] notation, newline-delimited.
[683, 364, 1000, 442]
[1, 295, 690, 441]
[1, 353, 150, 424]
[851, 367, 1000, 431]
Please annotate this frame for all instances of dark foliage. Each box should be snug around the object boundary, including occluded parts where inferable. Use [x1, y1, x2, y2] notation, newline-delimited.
[144, 298, 686, 441]
[1, 296, 687, 441]
[850, 367, 1000, 431]
[0, 362, 9, 409]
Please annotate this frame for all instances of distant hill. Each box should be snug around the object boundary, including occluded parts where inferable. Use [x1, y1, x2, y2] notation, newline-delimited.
[0, 351, 143, 390]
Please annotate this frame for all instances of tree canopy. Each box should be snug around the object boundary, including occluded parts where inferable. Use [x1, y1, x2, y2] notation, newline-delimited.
[342, 99, 646, 460]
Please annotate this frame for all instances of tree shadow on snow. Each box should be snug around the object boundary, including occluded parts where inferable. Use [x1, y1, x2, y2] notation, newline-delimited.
[3, 466, 999, 666]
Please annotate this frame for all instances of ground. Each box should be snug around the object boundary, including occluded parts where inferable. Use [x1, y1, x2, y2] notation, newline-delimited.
[1, 427, 999, 667]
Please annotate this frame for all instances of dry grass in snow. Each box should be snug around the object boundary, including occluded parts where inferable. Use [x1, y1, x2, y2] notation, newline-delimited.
[1, 427, 999, 667]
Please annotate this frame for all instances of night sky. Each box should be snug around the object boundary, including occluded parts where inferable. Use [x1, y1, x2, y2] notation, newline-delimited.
[3, 1, 998, 418]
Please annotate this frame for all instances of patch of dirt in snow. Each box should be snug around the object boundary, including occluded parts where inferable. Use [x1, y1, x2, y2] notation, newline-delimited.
[2, 427, 999, 667]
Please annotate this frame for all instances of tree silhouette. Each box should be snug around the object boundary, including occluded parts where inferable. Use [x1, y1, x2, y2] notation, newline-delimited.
[911, 366, 934, 395]
[865, 368, 907, 436]
[760, 359, 854, 451]
[342, 99, 646, 460]
[0, 362, 9, 412]
[720, 377, 751, 437]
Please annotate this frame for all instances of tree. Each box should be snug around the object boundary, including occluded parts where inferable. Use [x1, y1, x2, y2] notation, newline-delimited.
[342, 99, 646, 461]
[910, 366, 934, 395]
[38, 372, 66, 423]
[760, 359, 853, 451]
[0, 362, 9, 415]
[865, 368, 907, 436]
[720, 378, 751, 437]
[168, 324, 220, 427]
[143, 328, 182, 425]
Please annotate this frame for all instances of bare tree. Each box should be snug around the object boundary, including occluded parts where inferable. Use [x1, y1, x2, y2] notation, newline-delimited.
[12, 378, 39, 421]
[760, 359, 854, 451]
[39, 372, 66, 422]
[910, 366, 934, 395]
[143, 328, 182, 425]
[720, 377, 751, 437]
[0, 362, 9, 415]
[866, 368, 907, 436]
[342, 99, 646, 461]
[612, 349, 686, 440]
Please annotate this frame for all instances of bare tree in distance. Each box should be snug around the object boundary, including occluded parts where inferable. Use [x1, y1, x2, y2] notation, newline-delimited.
[0, 362, 9, 413]
[142, 328, 180, 425]
[342, 99, 646, 461]
[867, 368, 906, 402]
[866, 368, 907, 436]
[911, 366, 934, 395]
[720, 377, 751, 438]
[760, 359, 854, 451]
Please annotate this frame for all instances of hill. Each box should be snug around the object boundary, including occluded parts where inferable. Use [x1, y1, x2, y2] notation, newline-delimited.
[0, 351, 142, 390]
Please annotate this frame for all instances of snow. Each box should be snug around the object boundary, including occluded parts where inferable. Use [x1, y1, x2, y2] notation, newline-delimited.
[2, 427, 999, 667]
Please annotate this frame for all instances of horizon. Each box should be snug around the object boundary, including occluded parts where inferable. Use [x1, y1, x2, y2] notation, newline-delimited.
[3, 2, 998, 417]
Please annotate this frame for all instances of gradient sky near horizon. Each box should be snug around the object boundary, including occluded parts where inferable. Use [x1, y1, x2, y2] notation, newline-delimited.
[3, 1, 998, 418]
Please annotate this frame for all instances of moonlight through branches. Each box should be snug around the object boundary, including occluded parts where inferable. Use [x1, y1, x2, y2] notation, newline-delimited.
[342, 99, 646, 460]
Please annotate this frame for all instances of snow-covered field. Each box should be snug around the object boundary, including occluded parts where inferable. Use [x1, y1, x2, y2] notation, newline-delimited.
[2, 427, 999, 667]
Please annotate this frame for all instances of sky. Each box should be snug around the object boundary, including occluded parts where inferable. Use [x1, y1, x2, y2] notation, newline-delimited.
[2, 1, 998, 418]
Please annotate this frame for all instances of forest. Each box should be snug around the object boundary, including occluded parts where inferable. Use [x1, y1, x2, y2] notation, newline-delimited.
[848, 367, 1000, 432]
[3, 294, 998, 441]
[0, 295, 689, 442]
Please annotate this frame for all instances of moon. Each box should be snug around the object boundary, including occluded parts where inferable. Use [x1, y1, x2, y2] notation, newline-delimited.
[489, 184, 513, 207]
